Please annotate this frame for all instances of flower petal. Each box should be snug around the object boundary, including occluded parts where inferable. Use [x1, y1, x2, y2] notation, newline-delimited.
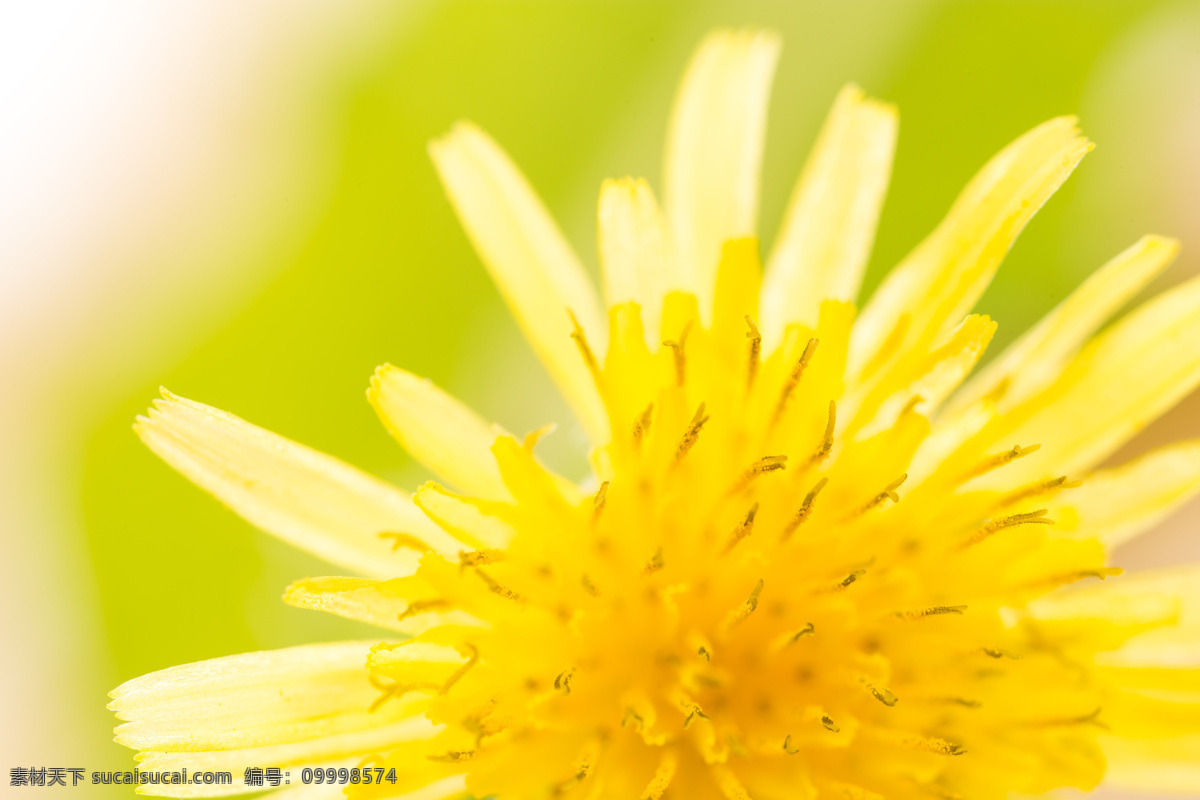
[984, 271, 1200, 486]
[849, 117, 1091, 380]
[110, 641, 426, 751]
[597, 177, 683, 345]
[761, 84, 897, 346]
[662, 28, 780, 320]
[1102, 734, 1200, 794]
[282, 576, 486, 635]
[1050, 440, 1200, 549]
[135, 390, 464, 578]
[429, 122, 608, 443]
[947, 235, 1179, 415]
[368, 364, 510, 501]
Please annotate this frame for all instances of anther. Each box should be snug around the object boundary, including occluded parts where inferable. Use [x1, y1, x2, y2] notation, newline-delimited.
[697, 646, 711, 663]
[865, 683, 899, 707]
[892, 605, 967, 620]
[781, 478, 828, 542]
[644, 546, 665, 575]
[459, 549, 503, 570]
[662, 320, 694, 387]
[441, 643, 479, 694]
[378, 531, 433, 553]
[810, 401, 836, 463]
[723, 503, 759, 553]
[427, 751, 475, 763]
[397, 598, 450, 621]
[554, 668, 575, 695]
[581, 574, 600, 598]
[1000, 475, 1080, 507]
[724, 579, 764, 627]
[745, 316, 762, 388]
[772, 338, 819, 424]
[639, 753, 676, 800]
[959, 508, 1053, 549]
[861, 474, 907, 513]
[473, 568, 522, 601]
[675, 402, 709, 460]
[961, 443, 1041, 482]
[632, 403, 654, 447]
[783, 734, 800, 754]
[742, 454, 788, 482]
[788, 622, 815, 645]
[568, 309, 603, 384]
[821, 715, 840, 733]
[834, 569, 866, 591]
[592, 481, 609, 521]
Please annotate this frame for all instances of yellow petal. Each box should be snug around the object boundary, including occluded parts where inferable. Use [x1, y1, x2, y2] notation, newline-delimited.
[110, 641, 428, 752]
[986, 271, 1200, 486]
[1102, 734, 1200, 794]
[368, 364, 509, 501]
[135, 390, 462, 578]
[662, 28, 780, 320]
[429, 122, 608, 443]
[597, 177, 683, 345]
[412, 481, 517, 551]
[948, 235, 1179, 415]
[1050, 440, 1200, 549]
[282, 576, 485, 635]
[761, 84, 897, 346]
[849, 117, 1091, 379]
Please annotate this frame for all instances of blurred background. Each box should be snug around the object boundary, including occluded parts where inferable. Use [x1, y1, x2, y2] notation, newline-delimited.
[2, 0, 1198, 796]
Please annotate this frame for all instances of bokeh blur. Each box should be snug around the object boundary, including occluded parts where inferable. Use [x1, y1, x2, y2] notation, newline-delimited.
[2, 1, 1198, 797]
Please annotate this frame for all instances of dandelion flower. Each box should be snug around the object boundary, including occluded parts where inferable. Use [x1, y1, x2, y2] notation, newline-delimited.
[112, 29, 1200, 800]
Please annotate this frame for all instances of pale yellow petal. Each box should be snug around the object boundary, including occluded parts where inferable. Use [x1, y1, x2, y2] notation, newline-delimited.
[597, 177, 682, 344]
[412, 481, 516, 551]
[1051, 440, 1200, 549]
[110, 641, 429, 753]
[849, 117, 1091, 380]
[429, 122, 608, 443]
[135, 390, 462, 578]
[662, 28, 780, 320]
[1102, 734, 1200, 794]
[282, 576, 486, 635]
[947, 235, 1179, 415]
[761, 84, 897, 346]
[984, 272, 1200, 487]
[368, 364, 509, 501]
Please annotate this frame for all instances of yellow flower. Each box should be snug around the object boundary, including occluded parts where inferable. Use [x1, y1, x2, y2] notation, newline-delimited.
[111, 29, 1200, 800]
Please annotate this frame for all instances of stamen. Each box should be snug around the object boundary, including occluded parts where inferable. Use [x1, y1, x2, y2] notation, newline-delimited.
[1000, 474, 1080, 507]
[554, 668, 575, 695]
[892, 605, 967, 620]
[639, 752, 677, 800]
[741, 454, 789, 482]
[781, 478, 828, 542]
[592, 481, 609, 521]
[662, 320, 694, 387]
[723, 503, 759, 553]
[426, 751, 475, 763]
[821, 715, 840, 732]
[881, 731, 967, 756]
[459, 549, 503, 570]
[864, 682, 899, 707]
[786, 622, 816, 646]
[958, 508, 1053, 549]
[697, 646, 711, 663]
[724, 578, 765, 628]
[378, 531, 432, 553]
[981, 647, 1020, 660]
[861, 473, 907, 513]
[783, 734, 800, 755]
[745, 316, 762, 388]
[833, 569, 866, 591]
[961, 444, 1041, 482]
[675, 402, 710, 460]
[773, 338, 819, 424]
[473, 568, 522, 601]
[682, 702, 710, 729]
[633, 403, 654, 447]
[441, 643, 480, 693]
[568, 309, 603, 384]
[581, 574, 600, 598]
[397, 598, 450, 621]
[644, 546, 665, 575]
[810, 401, 837, 464]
